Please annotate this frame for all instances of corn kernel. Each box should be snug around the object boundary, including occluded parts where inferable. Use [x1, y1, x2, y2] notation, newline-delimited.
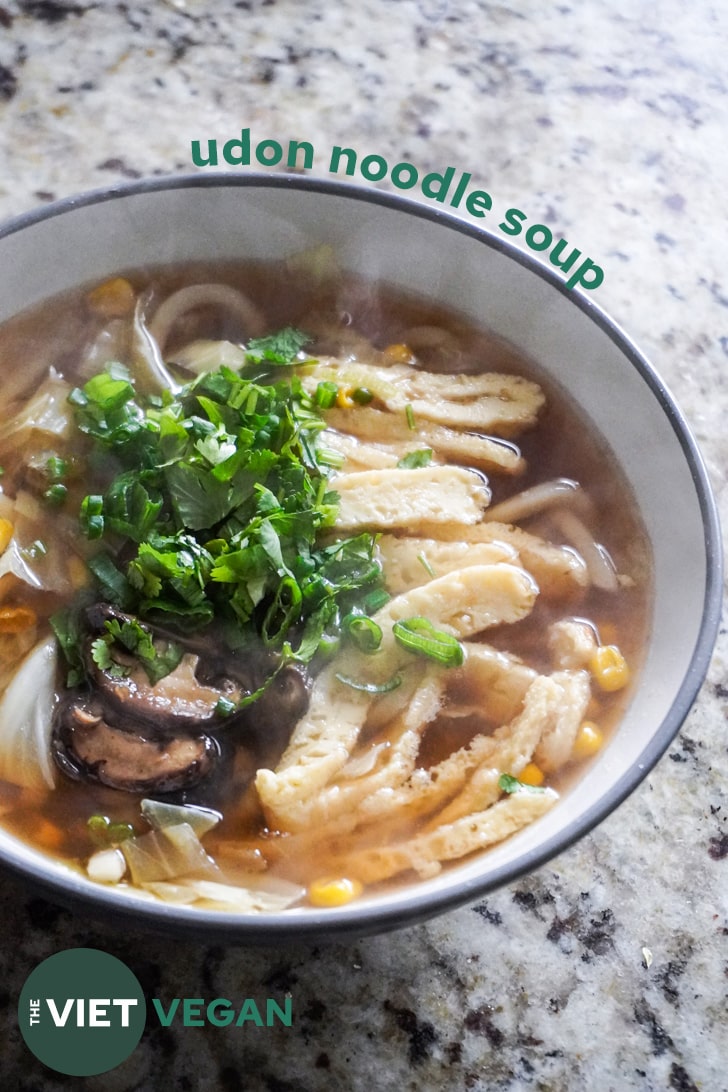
[336, 386, 356, 409]
[86, 277, 136, 318]
[0, 606, 37, 634]
[384, 343, 414, 364]
[519, 762, 545, 787]
[572, 721, 604, 760]
[308, 876, 363, 908]
[589, 644, 630, 692]
[0, 518, 13, 554]
[67, 555, 90, 590]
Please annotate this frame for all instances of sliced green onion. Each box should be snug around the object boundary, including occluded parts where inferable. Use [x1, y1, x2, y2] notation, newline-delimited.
[87, 814, 135, 847]
[46, 455, 69, 482]
[335, 672, 402, 694]
[343, 613, 382, 653]
[87, 814, 110, 847]
[363, 588, 391, 615]
[405, 404, 416, 431]
[23, 539, 48, 560]
[215, 696, 237, 716]
[317, 632, 341, 659]
[43, 483, 68, 506]
[392, 617, 464, 667]
[417, 553, 435, 578]
[108, 821, 136, 843]
[315, 446, 346, 470]
[397, 449, 432, 469]
[80, 494, 104, 539]
[262, 576, 303, 645]
[68, 387, 88, 407]
[314, 381, 338, 409]
[351, 387, 374, 405]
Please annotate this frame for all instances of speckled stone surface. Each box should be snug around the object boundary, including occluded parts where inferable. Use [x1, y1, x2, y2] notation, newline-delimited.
[0, 2, 726, 1089]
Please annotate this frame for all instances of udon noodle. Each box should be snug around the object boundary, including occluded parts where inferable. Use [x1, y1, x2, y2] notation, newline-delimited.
[0, 259, 650, 912]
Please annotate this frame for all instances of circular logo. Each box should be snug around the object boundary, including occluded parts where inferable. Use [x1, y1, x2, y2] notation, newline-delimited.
[18, 948, 146, 1077]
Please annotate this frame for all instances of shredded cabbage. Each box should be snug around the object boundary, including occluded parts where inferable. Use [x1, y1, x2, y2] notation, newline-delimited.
[0, 636, 58, 791]
[143, 877, 305, 912]
[0, 372, 72, 451]
[120, 822, 219, 884]
[140, 798, 221, 837]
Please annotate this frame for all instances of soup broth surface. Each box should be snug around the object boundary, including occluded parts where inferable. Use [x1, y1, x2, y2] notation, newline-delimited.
[0, 260, 652, 909]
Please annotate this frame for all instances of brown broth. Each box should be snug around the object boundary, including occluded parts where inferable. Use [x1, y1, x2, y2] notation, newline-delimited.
[0, 261, 652, 895]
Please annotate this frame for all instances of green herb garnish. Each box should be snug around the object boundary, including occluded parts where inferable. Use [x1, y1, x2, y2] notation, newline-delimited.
[59, 348, 386, 699]
[245, 327, 312, 366]
[498, 773, 546, 795]
[87, 814, 135, 847]
[91, 616, 183, 686]
[335, 672, 402, 694]
[343, 614, 383, 653]
[417, 553, 435, 578]
[392, 617, 464, 667]
[50, 607, 88, 687]
[397, 449, 432, 469]
[43, 483, 68, 506]
[45, 455, 69, 482]
[314, 381, 338, 409]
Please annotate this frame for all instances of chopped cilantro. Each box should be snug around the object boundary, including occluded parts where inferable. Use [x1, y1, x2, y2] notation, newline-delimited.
[498, 773, 546, 795]
[91, 616, 184, 686]
[245, 327, 312, 366]
[397, 449, 432, 469]
[57, 343, 386, 699]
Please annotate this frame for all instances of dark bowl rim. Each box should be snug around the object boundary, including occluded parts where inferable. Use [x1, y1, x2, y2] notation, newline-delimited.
[0, 171, 722, 942]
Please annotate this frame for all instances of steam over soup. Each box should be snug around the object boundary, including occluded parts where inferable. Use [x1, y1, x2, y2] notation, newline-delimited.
[0, 261, 650, 912]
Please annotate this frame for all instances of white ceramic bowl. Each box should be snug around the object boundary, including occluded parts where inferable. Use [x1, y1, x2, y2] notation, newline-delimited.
[0, 176, 721, 940]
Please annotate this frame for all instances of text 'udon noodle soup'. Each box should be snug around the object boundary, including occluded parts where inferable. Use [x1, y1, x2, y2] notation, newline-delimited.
[0, 258, 651, 913]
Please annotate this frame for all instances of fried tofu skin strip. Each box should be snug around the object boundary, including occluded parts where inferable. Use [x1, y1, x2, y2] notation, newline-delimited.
[353, 669, 568, 832]
[304, 360, 544, 436]
[332, 466, 491, 532]
[377, 535, 518, 595]
[255, 564, 538, 826]
[416, 519, 589, 599]
[433, 670, 590, 827]
[267, 670, 446, 834]
[332, 788, 557, 885]
[324, 407, 524, 474]
[321, 430, 441, 472]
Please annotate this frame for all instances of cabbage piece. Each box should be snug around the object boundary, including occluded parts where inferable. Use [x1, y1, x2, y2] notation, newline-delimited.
[76, 320, 132, 380]
[141, 881, 199, 904]
[0, 636, 57, 791]
[140, 798, 221, 837]
[168, 339, 248, 375]
[0, 372, 72, 452]
[120, 822, 219, 884]
[0, 508, 75, 598]
[170, 877, 305, 912]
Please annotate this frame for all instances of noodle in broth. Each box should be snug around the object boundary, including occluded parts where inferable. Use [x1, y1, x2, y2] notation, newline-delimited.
[0, 259, 651, 911]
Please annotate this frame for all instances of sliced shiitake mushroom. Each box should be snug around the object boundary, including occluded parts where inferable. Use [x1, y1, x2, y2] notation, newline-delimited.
[53, 699, 218, 794]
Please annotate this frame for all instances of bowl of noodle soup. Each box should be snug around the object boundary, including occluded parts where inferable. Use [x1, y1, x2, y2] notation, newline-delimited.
[0, 175, 720, 939]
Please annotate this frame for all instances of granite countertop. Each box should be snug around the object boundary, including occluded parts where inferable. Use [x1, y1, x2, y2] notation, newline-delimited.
[0, 2, 726, 1089]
